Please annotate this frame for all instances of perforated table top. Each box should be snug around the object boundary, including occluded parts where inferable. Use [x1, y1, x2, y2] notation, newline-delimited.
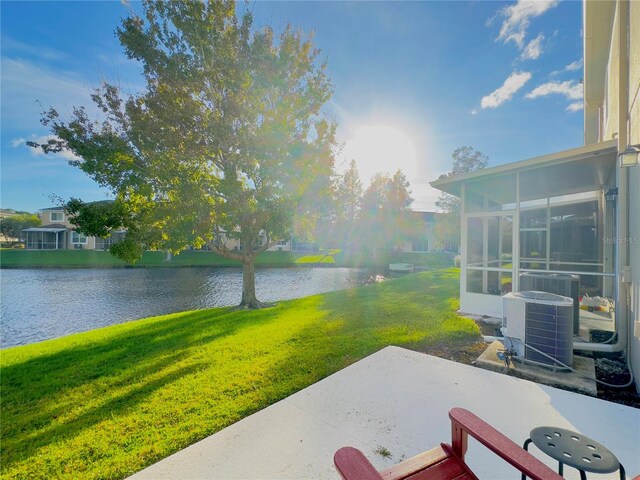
[529, 426, 620, 474]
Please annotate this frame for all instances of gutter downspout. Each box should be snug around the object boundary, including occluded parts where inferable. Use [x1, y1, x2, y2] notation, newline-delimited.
[617, 0, 631, 358]
[614, 0, 630, 356]
[574, 0, 630, 354]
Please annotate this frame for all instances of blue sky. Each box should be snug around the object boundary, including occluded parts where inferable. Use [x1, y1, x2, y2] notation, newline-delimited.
[1, 1, 584, 213]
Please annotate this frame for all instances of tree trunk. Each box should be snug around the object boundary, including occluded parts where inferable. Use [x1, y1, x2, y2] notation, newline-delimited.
[164, 250, 173, 262]
[239, 255, 263, 309]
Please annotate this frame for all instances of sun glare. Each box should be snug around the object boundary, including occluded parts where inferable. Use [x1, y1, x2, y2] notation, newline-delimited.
[341, 125, 417, 184]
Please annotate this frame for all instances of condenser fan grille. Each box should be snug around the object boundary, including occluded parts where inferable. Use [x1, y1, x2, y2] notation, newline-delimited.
[524, 301, 573, 366]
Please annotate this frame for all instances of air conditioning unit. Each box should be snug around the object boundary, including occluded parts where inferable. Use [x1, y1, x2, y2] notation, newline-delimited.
[519, 272, 580, 334]
[502, 291, 573, 369]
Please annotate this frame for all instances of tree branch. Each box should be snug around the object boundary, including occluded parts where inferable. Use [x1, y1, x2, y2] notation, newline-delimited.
[210, 229, 245, 261]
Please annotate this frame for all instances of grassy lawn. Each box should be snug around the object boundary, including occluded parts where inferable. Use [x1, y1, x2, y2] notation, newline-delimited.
[0, 248, 453, 269]
[0, 249, 133, 267]
[0, 249, 273, 268]
[333, 250, 454, 268]
[0, 268, 474, 480]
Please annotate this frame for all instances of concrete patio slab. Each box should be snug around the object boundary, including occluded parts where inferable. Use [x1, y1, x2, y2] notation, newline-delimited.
[129, 346, 639, 480]
[475, 340, 598, 396]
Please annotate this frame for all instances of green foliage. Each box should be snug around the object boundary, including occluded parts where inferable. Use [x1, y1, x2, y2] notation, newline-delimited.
[30, 0, 336, 307]
[433, 212, 460, 252]
[65, 200, 126, 238]
[313, 164, 418, 253]
[434, 146, 488, 251]
[0, 213, 40, 241]
[331, 159, 363, 248]
[375, 446, 393, 458]
[435, 146, 488, 215]
[337, 160, 363, 220]
[358, 169, 414, 252]
[0, 269, 477, 480]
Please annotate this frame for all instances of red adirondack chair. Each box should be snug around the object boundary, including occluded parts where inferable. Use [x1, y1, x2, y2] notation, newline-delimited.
[334, 407, 565, 480]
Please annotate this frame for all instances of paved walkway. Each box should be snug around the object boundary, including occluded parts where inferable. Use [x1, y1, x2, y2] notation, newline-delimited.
[130, 346, 639, 479]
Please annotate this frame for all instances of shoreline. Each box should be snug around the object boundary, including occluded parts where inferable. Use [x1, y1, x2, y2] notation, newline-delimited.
[0, 249, 454, 270]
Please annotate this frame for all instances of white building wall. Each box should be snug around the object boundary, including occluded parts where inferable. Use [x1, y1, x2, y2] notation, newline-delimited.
[584, 0, 640, 393]
[460, 292, 503, 319]
[266, 239, 292, 252]
[603, 4, 621, 142]
[40, 208, 102, 251]
[630, 157, 640, 394]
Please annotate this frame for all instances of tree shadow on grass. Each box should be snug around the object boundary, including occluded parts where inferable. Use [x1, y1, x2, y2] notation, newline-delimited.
[2, 362, 204, 469]
[3, 308, 237, 397]
[0, 305, 280, 472]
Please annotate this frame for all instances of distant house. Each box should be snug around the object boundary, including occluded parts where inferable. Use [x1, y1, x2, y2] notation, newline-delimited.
[406, 211, 444, 253]
[23, 206, 438, 255]
[23, 207, 124, 251]
[207, 231, 313, 253]
[26, 207, 302, 253]
[382, 211, 445, 254]
[208, 211, 442, 255]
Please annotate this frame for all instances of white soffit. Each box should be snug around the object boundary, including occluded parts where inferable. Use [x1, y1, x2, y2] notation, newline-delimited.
[22, 228, 68, 233]
[584, 0, 616, 106]
[430, 140, 618, 199]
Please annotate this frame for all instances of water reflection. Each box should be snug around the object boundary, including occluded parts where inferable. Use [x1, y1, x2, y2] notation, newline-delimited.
[0, 267, 370, 348]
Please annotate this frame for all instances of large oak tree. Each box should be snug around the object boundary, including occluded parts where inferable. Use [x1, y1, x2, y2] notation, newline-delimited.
[31, 1, 336, 308]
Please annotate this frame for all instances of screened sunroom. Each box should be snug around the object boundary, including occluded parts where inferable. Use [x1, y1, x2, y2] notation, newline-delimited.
[23, 227, 68, 250]
[431, 140, 619, 344]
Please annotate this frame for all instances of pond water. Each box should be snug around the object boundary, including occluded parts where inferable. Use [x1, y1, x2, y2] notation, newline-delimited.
[0, 267, 373, 348]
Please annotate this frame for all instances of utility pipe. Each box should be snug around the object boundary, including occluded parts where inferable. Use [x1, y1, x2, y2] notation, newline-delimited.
[573, 340, 622, 353]
[615, 0, 630, 357]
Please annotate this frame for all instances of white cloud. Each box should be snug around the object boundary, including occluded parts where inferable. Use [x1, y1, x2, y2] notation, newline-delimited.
[521, 33, 545, 60]
[566, 101, 583, 112]
[550, 59, 583, 76]
[495, 0, 559, 49]
[481, 71, 532, 109]
[11, 134, 81, 162]
[525, 80, 583, 101]
[1, 35, 66, 61]
[565, 59, 583, 71]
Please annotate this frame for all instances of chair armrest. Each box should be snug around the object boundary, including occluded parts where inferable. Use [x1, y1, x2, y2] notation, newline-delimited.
[334, 447, 384, 480]
[449, 407, 564, 480]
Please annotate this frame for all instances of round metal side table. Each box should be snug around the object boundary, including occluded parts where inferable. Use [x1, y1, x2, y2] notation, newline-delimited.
[521, 426, 625, 480]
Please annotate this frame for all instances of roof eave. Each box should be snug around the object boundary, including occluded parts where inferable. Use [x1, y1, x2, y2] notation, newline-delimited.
[430, 140, 618, 197]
